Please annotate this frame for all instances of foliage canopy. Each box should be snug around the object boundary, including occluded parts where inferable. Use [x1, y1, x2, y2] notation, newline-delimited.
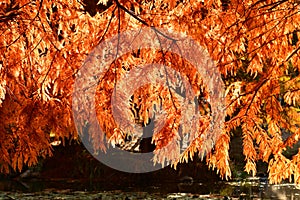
[1, 0, 300, 184]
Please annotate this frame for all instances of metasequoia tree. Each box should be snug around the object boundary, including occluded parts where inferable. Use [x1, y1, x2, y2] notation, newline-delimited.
[0, 0, 300, 184]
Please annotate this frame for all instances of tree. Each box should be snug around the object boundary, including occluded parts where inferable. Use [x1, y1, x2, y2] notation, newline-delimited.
[0, 0, 300, 184]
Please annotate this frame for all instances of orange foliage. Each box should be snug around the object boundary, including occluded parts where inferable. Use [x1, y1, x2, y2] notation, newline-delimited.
[0, 0, 300, 184]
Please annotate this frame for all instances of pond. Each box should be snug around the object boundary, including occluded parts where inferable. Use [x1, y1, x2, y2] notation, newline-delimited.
[0, 177, 300, 199]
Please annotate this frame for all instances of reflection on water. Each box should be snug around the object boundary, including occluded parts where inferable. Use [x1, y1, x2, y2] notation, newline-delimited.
[0, 177, 300, 199]
[223, 177, 300, 199]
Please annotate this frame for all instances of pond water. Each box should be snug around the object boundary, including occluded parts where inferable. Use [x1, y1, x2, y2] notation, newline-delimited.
[0, 177, 300, 199]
